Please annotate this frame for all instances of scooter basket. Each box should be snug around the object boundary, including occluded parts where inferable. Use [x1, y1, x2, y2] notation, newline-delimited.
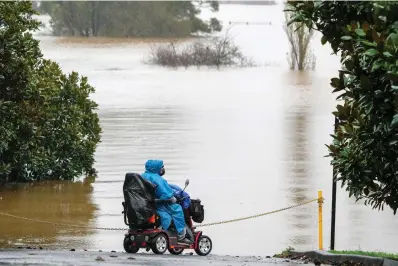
[190, 199, 204, 223]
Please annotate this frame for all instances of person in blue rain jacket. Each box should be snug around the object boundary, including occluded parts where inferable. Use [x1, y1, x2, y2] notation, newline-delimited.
[141, 159, 188, 242]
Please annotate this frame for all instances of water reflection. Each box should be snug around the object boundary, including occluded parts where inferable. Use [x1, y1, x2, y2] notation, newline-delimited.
[0, 180, 97, 248]
[347, 202, 364, 245]
[282, 75, 316, 248]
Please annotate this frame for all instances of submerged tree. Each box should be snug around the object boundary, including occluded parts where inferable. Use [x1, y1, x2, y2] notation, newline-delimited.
[0, 1, 101, 183]
[283, 2, 316, 70]
[147, 29, 255, 69]
[38, 1, 222, 38]
[288, 1, 398, 213]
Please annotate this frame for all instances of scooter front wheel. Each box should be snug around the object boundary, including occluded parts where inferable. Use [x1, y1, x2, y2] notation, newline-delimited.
[194, 235, 212, 256]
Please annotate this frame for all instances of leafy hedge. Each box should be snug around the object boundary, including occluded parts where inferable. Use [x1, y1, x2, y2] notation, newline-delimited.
[287, 1, 398, 213]
[0, 1, 101, 183]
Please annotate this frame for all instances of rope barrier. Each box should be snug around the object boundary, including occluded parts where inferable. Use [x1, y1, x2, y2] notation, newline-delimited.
[0, 197, 321, 230]
[196, 197, 319, 227]
[0, 212, 126, 231]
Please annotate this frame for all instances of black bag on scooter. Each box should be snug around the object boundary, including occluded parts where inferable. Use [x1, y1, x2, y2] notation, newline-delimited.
[190, 199, 204, 223]
[123, 172, 157, 226]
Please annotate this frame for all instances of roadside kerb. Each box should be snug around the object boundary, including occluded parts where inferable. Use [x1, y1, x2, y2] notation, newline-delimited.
[288, 250, 398, 266]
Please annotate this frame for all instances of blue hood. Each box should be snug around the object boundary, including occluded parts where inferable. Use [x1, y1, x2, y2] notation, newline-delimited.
[145, 159, 164, 175]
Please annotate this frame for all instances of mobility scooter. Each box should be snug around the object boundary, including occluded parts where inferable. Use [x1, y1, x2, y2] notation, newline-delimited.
[121, 173, 212, 256]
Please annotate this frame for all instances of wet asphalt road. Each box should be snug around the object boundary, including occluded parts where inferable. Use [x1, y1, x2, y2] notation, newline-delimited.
[0, 249, 308, 266]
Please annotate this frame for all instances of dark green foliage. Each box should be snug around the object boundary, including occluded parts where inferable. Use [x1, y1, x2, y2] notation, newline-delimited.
[0, 1, 101, 183]
[287, 1, 398, 213]
[39, 1, 222, 37]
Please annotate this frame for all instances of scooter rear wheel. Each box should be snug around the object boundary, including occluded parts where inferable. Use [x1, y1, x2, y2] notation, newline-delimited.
[194, 235, 212, 256]
[123, 236, 139, 253]
[150, 233, 168, 254]
[168, 247, 184, 255]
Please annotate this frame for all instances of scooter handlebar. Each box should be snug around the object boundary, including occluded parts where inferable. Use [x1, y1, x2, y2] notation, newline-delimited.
[154, 196, 187, 204]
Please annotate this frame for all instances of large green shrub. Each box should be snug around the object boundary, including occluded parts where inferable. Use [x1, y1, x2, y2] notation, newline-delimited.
[287, 1, 398, 213]
[0, 1, 101, 183]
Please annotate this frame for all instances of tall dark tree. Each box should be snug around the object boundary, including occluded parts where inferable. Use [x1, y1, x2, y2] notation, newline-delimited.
[287, 1, 398, 213]
[0, 1, 101, 183]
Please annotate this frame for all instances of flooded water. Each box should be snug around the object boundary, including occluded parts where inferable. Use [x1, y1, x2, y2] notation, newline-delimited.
[1, 4, 398, 256]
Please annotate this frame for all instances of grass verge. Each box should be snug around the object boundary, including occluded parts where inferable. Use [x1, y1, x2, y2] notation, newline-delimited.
[329, 250, 398, 260]
[273, 247, 294, 258]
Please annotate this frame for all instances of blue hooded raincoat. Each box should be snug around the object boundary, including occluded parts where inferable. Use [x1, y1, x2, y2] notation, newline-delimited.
[141, 160, 186, 234]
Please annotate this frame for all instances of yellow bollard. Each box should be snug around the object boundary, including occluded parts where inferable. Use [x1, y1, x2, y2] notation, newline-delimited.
[318, 190, 323, 250]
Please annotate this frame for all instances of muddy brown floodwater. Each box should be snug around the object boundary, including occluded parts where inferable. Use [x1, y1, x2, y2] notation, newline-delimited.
[1, 4, 398, 257]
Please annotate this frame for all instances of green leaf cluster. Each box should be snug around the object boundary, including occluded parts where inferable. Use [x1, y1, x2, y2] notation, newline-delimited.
[287, 1, 398, 213]
[0, 1, 101, 183]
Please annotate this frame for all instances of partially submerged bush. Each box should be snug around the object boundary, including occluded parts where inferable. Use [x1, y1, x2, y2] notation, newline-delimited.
[146, 32, 255, 68]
